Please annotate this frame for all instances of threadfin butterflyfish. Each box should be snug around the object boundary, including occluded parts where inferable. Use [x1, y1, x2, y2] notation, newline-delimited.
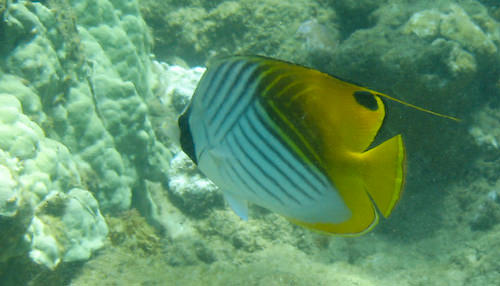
[178, 55, 457, 236]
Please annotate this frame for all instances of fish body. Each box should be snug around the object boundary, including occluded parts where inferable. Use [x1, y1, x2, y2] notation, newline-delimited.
[178, 56, 405, 236]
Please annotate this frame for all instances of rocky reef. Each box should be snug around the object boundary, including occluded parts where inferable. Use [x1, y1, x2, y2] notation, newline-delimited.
[139, 0, 338, 66]
[0, 0, 170, 273]
[1, 0, 500, 285]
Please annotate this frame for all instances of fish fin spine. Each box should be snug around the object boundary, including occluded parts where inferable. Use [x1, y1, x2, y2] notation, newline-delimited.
[375, 93, 460, 122]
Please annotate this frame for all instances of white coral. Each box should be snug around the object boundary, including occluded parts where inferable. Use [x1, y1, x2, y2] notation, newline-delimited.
[404, 5, 498, 55]
[0, 93, 108, 269]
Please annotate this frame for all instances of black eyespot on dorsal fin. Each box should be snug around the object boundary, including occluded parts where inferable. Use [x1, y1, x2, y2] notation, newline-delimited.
[353, 90, 378, 111]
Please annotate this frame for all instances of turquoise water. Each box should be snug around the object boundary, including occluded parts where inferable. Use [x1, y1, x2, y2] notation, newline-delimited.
[0, 0, 499, 285]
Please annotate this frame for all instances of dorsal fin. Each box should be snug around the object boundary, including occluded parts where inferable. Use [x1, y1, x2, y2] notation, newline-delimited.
[374, 92, 461, 122]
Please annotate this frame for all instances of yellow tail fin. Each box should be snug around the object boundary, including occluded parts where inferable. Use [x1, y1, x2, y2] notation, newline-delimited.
[361, 135, 406, 218]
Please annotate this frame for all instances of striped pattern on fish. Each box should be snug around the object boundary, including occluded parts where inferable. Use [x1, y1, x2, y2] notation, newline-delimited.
[179, 55, 413, 235]
[181, 57, 352, 224]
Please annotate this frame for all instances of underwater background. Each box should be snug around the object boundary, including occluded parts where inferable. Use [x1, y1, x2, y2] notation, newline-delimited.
[0, 0, 499, 285]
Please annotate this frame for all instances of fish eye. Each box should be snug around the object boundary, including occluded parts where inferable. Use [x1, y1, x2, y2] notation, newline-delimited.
[353, 91, 378, 111]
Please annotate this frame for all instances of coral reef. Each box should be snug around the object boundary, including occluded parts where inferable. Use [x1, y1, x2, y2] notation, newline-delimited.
[0, 92, 107, 270]
[465, 105, 500, 231]
[139, 3, 499, 229]
[132, 1, 500, 284]
[96, 56, 500, 286]
[139, 0, 337, 66]
[1, 0, 500, 285]
[106, 208, 161, 256]
[296, 19, 339, 55]
[0, 0, 170, 271]
[469, 106, 500, 150]
[166, 151, 223, 217]
[27, 188, 108, 269]
[318, 1, 498, 241]
[147, 61, 224, 217]
[404, 5, 497, 55]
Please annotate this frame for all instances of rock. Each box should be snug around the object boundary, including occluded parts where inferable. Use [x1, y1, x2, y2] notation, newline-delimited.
[166, 151, 223, 217]
[140, 0, 336, 65]
[469, 106, 500, 150]
[152, 60, 205, 115]
[440, 5, 497, 55]
[296, 19, 339, 56]
[404, 10, 442, 38]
